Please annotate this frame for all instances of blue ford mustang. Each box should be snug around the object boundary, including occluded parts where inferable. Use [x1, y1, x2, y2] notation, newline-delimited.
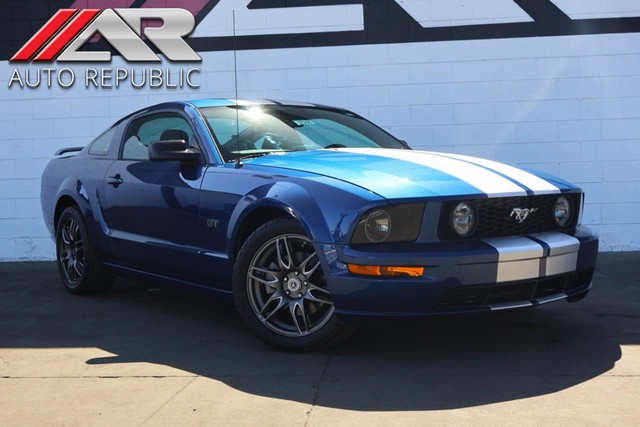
[41, 99, 599, 350]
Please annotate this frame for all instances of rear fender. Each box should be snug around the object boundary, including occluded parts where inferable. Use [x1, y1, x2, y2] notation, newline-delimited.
[53, 175, 113, 257]
[55, 176, 90, 219]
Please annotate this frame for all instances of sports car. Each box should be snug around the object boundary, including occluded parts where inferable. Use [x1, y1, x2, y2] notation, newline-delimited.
[41, 99, 599, 350]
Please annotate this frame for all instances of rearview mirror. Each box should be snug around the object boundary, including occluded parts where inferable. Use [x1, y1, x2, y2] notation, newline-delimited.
[149, 140, 200, 163]
[398, 139, 411, 149]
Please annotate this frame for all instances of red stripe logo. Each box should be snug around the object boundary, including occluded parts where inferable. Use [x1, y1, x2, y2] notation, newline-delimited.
[34, 10, 101, 62]
[10, 10, 80, 62]
[10, 8, 201, 63]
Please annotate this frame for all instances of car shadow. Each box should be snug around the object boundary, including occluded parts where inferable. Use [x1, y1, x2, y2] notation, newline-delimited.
[1, 253, 638, 411]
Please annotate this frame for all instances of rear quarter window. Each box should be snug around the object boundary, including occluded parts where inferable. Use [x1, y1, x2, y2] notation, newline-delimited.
[88, 128, 116, 156]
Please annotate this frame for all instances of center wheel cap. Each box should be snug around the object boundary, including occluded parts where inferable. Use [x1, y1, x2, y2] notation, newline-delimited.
[286, 277, 302, 293]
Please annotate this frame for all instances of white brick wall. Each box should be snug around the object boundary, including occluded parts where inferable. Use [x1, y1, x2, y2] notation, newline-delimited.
[399, 0, 533, 27]
[1, 29, 640, 258]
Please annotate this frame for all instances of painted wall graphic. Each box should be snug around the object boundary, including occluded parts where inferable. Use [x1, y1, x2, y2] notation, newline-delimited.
[2, 0, 640, 60]
[1, 0, 640, 259]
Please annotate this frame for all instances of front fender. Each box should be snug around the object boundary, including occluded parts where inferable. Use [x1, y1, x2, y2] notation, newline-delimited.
[226, 172, 388, 257]
[227, 181, 333, 257]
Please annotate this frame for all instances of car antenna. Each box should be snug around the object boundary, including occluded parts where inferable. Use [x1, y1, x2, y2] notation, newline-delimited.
[233, 10, 243, 169]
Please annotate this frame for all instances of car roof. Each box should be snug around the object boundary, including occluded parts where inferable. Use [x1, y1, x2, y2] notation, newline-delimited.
[118, 99, 352, 121]
[186, 99, 324, 108]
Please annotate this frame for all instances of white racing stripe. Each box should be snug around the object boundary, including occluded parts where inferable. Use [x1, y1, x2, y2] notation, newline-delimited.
[530, 232, 580, 276]
[483, 236, 543, 282]
[532, 232, 580, 256]
[483, 232, 581, 283]
[341, 148, 527, 197]
[432, 152, 560, 195]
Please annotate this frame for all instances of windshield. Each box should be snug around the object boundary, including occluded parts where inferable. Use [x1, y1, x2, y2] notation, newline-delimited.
[197, 105, 406, 162]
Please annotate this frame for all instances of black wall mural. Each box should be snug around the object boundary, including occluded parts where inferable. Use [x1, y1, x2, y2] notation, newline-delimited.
[1, 0, 640, 61]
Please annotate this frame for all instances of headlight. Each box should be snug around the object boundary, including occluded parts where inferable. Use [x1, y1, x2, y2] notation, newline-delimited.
[351, 203, 425, 244]
[554, 195, 572, 227]
[365, 209, 391, 242]
[450, 202, 476, 237]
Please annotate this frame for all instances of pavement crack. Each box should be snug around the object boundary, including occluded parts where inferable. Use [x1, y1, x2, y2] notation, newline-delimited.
[139, 375, 198, 427]
[304, 352, 332, 427]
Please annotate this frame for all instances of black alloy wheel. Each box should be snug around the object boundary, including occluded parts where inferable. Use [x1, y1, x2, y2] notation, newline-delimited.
[56, 206, 114, 294]
[233, 217, 345, 351]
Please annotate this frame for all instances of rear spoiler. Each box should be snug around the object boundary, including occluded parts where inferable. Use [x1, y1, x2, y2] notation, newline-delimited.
[55, 147, 84, 156]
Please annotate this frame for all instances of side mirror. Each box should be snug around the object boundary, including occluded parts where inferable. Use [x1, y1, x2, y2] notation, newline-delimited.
[149, 140, 200, 163]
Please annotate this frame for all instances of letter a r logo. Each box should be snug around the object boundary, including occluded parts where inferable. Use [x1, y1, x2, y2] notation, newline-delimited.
[11, 8, 201, 62]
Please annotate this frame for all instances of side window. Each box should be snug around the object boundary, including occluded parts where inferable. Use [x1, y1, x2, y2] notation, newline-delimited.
[121, 112, 196, 160]
[88, 127, 116, 156]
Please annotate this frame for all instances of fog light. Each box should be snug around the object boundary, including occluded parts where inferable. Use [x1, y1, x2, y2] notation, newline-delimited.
[450, 202, 476, 237]
[554, 196, 572, 227]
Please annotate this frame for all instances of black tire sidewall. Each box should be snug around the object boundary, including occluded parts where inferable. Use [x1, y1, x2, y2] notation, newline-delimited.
[232, 217, 342, 351]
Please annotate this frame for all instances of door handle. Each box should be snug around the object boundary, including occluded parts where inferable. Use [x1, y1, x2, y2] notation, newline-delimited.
[107, 174, 123, 187]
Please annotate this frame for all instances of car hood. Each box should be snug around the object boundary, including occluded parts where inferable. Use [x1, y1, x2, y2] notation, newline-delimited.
[244, 148, 575, 199]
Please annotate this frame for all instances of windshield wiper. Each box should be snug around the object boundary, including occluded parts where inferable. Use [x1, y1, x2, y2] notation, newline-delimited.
[229, 151, 273, 168]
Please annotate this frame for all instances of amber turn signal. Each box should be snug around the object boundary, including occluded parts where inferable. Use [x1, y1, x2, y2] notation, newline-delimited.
[346, 264, 424, 277]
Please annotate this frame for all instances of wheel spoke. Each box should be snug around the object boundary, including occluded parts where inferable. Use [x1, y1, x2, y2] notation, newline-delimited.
[60, 257, 69, 272]
[71, 221, 80, 241]
[275, 237, 293, 270]
[304, 290, 334, 306]
[249, 266, 280, 289]
[300, 252, 320, 277]
[66, 259, 75, 279]
[249, 273, 278, 289]
[76, 257, 84, 272]
[72, 259, 83, 277]
[307, 282, 331, 295]
[251, 266, 279, 277]
[259, 292, 287, 322]
[289, 301, 309, 335]
[249, 266, 279, 290]
[61, 226, 72, 245]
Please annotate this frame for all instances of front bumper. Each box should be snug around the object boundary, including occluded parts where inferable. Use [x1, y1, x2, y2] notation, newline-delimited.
[323, 226, 598, 316]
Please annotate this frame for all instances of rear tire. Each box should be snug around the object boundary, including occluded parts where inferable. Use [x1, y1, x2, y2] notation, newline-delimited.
[233, 217, 345, 351]
[56, 206, 114, 295]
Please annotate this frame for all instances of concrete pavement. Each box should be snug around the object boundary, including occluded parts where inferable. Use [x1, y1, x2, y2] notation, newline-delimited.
[0, 252, 639, 426]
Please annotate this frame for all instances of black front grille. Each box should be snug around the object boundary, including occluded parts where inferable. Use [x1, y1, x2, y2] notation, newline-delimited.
[438, 269, 593, 309]
[438, 193, 580, 240]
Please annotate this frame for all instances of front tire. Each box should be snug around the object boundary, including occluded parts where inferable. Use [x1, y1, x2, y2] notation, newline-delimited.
[56, 206, 114, 295]
[233, 217, 344, 351]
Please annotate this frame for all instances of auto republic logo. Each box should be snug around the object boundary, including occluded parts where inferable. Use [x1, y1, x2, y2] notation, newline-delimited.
[8, 8, 201, 90]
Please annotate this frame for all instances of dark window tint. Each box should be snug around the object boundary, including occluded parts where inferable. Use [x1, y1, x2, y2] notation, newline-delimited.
[88, 127, 116, 156]
[122, 112, 195, 160]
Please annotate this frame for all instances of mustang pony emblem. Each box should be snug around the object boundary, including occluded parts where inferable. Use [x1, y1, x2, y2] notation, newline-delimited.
[510, 207, 538, 223]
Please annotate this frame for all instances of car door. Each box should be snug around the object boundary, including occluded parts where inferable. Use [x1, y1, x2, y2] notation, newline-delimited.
[103, 110, 206, 280]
